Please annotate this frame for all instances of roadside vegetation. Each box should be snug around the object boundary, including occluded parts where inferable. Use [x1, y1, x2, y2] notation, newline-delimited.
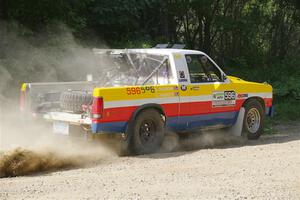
[0, 0, 299, 121]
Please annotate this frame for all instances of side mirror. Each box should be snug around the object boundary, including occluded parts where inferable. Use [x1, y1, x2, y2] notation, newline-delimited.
[222, 74, 227, 81]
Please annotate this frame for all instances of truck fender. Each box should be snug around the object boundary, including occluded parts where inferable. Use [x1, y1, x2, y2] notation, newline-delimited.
[124, 103, 166, 137]
[242, 97, 265, 112]
[129, 103, 166, 123]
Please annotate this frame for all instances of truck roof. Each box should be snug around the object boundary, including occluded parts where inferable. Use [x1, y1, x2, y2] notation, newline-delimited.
[93, 48, 205, 56]
[129, 48, 205, 56]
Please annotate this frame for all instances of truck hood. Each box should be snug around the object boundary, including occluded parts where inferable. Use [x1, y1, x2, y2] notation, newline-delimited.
[227, 76, 247, 83]
[227, 75, 272, 89]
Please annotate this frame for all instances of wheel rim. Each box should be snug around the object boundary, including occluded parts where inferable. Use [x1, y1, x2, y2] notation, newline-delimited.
[246, 107, 261, 133]
[139, 120, 156, 145]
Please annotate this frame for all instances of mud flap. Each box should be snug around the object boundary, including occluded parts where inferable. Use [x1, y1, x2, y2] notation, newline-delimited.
[228, 107, 245, 136]
[117, 125, 133, 156]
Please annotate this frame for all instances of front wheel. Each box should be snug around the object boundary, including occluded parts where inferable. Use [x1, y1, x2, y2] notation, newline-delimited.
[242, 99, 264, 140]
[129, 109, 165, 155]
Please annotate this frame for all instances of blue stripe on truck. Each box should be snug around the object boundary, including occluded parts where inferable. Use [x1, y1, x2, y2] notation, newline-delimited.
[92, 111, 239, 134]
[92, 121, 128, 133]
[167, 111, 238, 131]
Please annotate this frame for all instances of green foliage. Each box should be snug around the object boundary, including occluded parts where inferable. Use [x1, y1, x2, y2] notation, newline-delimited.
[111, 40, 154, 49]
[273, 78, 300, 100]
[264, 118, 279, 135]
[274, 100, 300, 121]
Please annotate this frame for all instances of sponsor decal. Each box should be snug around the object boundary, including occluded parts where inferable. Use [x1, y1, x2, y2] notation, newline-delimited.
[237, 93, 248, 99]
[212, 91, 236, 107]
[180, 85, 187, 91]
[179, 71, 185, 78]
[191, 86, 200, 91]
[157, 87, 175, 91]
[178, 78, 188, 82]
[173, 53, 182, 59]
[213, 92, 224, 100]
[159, 93, 176, 97]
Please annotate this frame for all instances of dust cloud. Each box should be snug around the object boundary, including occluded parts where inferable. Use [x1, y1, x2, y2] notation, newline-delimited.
[161, 130, 244, 153]
[0, 102, 117, 178]
[0, 148, 82, 178]
[0, 113, 117, 178]
[0, 137, 116, 178]
[179, 131, 243, 151]
[1, 22, 105, 90]
[0, 21, 116, 178]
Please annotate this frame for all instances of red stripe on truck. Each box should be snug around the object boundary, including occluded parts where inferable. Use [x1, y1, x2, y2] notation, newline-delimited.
[92, 98, 272, 123]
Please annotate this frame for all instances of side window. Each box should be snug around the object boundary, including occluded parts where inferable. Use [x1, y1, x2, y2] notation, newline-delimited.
[200, 56, 222, 82]
[185, 54, 222, 83]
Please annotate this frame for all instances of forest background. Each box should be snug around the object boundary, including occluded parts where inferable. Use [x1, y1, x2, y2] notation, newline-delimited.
[0, 0, 299, 121]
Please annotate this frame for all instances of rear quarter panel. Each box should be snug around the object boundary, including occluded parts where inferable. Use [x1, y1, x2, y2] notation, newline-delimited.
[92, 85, 180, 133]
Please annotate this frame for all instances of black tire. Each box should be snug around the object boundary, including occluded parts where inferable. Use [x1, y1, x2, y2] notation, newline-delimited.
[128, 109, 165, 155]
[60, 91, 92, 113]
[242, 99, 264, 140]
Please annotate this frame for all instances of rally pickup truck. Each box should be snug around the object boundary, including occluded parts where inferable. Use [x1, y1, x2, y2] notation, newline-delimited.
[20, 48, 273, 154]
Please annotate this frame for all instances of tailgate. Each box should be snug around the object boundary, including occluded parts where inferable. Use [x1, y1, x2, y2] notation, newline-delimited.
[43, 112, 92, 125]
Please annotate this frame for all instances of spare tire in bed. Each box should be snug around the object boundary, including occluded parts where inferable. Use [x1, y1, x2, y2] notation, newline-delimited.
[60, 91, 93, 113]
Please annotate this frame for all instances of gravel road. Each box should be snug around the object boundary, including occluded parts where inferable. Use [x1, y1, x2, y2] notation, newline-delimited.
[0, 124, 299, 200]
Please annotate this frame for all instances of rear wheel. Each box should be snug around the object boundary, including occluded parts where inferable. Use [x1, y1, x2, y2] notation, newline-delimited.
[242, 99, 264, 140]
[128, 109, 165, 155]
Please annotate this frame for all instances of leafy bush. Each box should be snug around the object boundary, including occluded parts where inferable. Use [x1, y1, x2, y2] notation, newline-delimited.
[273, 100, 300, 121]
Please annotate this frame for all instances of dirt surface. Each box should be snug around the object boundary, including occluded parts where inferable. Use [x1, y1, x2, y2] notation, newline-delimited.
[0, 124, 299, 200]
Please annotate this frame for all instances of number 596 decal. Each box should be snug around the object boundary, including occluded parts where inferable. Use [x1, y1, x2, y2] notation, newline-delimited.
[212, 90, 236, 107]
[126, 86, 155, 95]
[224, 91, 236, 100]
